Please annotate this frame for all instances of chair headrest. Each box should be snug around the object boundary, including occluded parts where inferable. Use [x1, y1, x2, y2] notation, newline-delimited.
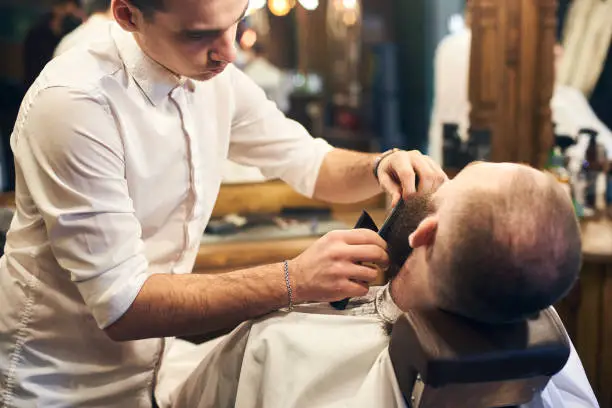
[389, 307, 570, 407]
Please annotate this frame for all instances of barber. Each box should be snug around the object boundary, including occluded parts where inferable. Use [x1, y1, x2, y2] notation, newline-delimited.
[0, 0, 446, 406]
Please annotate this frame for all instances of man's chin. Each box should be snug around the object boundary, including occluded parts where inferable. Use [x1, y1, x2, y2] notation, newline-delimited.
[187, 73, 213, 81]
[190, 69, 224, 82]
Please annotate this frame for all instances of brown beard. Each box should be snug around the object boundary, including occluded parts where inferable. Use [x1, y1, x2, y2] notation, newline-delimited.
[384, 194, 435, 282]
[382, 321, 394, 337]
[380, 195, 436, 337]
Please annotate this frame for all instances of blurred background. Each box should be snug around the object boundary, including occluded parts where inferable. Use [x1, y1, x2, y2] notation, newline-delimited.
[1, 1, 612, 405]
[0, 0, 610, 191]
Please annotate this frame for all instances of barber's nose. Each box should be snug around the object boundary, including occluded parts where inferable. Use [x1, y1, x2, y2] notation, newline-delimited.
[210, 31, 237, 64]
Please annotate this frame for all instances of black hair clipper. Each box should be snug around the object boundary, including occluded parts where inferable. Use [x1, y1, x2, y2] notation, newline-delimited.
[329, 210, 379, 310]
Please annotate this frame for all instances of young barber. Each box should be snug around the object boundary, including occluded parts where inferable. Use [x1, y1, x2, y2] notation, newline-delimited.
[0, 0, 446, 406]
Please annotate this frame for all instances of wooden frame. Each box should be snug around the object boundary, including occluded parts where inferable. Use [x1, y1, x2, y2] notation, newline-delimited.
[469, 0, 557, 167]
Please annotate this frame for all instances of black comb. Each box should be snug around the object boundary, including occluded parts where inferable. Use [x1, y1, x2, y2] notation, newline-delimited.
[377, 198, 406, 242]
[330, 175, 420, 310]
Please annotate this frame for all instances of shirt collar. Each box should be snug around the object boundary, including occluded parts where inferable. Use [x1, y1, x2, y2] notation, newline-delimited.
[111, 25, 194, 106]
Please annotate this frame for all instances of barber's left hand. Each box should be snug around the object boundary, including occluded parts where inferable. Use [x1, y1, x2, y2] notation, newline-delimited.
[377, 150, 448, 206]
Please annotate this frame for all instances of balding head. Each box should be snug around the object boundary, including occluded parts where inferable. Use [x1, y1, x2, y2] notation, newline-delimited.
[390, 163, 581, 324]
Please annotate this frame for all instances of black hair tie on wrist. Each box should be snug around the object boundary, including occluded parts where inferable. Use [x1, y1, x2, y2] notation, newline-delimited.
[373, 148, 400, 182]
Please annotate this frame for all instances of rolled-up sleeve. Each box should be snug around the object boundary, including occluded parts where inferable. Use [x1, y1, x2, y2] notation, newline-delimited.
[14, 86, 150, 329]
[227, 65, 333, 198]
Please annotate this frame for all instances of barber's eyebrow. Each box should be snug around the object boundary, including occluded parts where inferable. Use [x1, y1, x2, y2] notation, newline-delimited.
[180, 2, 249, 37]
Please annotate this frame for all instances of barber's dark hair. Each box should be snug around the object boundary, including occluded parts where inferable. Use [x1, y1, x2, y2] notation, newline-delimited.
[432, 170, 581, 324]
[129, 0, 166, 18]
[84, 0, 111, 15]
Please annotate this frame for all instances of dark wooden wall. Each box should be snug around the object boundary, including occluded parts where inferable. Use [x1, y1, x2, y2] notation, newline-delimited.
[284, 0, 396, 81]
[469, 0, 557, 168]
[556, 258, 612, 408]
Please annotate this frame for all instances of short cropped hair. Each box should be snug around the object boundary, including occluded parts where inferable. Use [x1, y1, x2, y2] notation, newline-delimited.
[129, 0, 166, 18]
[432, 171, 581, 323]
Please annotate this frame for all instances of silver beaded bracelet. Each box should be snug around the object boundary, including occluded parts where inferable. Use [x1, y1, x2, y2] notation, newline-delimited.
[283, 260, 294, 311]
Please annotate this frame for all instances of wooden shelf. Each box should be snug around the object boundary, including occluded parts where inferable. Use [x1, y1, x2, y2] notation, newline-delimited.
[580, 217, 612, 263]
[211, 180, 385, 217]
[195, 209, 388, 276]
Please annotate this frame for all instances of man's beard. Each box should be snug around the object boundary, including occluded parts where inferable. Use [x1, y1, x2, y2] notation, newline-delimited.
[384, 194, 434, 281]
[379, 194, 434, 337]
[383, 321, 394, 337]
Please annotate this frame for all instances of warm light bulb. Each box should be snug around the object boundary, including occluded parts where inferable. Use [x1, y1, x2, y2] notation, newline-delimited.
[240, 29, 258, 49]
[342, 0, 357, 9]
[249, 0, 267, 9]
[246, 0, 266, 15]
[298, 0, 319, 11]
[268, 0, 292, 16]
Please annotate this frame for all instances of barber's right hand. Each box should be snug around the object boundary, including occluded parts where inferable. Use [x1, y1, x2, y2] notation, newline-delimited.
[287, 229, 389, 303]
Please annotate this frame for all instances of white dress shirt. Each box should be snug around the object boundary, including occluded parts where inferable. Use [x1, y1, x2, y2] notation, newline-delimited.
[0, 23, 332, 408]
[54, 17, 269, 184]
[170, 286, 599, 408]
[428, 29, 612, 165]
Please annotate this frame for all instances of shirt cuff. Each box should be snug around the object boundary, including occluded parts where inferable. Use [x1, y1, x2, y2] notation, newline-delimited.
[288, 139, 334, 198]
[75, 253, 150, 329]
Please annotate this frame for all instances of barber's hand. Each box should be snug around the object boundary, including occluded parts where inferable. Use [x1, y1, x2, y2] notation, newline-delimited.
[377, 150, 448, 206]
[288, 229, 389, 303]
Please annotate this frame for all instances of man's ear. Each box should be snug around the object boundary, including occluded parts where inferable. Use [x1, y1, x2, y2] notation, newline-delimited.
[113, 0, 140, 32]
[408, 215, 438, 249]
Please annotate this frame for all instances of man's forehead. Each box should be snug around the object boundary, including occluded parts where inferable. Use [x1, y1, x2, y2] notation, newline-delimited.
[437, 162, 543, 202]
[433, 162, 508, 202]
[163, 0, 248, 30]
[456, 162, 531, 182]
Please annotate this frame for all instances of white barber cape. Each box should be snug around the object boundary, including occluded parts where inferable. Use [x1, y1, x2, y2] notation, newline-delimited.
[168, 286, 599, 408]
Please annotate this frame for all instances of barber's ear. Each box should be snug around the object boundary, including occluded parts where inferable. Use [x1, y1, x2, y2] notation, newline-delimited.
[113, 0, 140, 32]
[408, 215, 438, 249]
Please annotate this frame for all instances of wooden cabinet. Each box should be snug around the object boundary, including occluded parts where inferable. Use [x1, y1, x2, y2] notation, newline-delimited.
[555, 218, 612, 408]
[469, 0, 557, 167]
[556, 261, 612, 407]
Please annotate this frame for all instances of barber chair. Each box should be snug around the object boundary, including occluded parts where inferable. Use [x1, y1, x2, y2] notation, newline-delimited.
[389, 306, 570, 408]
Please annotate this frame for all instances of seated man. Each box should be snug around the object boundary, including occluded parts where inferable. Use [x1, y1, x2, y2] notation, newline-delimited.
[165, 162, 599, 408]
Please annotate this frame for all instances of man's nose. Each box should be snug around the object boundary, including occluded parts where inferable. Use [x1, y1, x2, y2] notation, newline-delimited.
[210, 31, 237, 64]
